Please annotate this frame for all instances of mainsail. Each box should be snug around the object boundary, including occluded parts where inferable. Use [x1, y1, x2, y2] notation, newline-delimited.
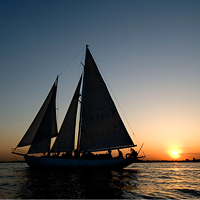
[16, 78, 58, 154]
[51, 76, 82, 153]
[78, 46, 135, 152]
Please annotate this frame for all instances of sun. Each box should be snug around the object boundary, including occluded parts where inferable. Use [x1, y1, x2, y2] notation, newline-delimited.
[169, 149, 180, 159]
[172, 150, 178, 157]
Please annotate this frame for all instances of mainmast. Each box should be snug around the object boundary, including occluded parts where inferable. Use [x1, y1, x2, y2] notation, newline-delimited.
[77, 45, 88, 151]
[78, 45, 136, 152]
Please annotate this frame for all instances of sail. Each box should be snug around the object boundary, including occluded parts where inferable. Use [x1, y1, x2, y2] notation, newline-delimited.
[16, 78, 58, 153]
[51, 76, 82, 153]
[79, 46, 135, 152]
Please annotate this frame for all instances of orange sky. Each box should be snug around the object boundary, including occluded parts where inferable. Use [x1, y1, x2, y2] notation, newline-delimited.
[1, 127, 199, 162]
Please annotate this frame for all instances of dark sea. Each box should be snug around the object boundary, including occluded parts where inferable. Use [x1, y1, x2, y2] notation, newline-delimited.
[0, 162, 200, 199]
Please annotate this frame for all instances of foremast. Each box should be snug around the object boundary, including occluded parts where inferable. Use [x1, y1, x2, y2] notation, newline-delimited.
[51, 75, 82, 153]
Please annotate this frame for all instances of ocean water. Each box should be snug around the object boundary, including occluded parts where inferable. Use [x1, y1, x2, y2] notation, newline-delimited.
[0, 162, 200, 199]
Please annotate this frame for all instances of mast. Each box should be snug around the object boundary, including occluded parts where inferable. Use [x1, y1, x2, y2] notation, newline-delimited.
[47, 76, 58, 155]
[78, 45, 136, 152]
[77, 45, 88, 151]
[51, 75, 82, 153]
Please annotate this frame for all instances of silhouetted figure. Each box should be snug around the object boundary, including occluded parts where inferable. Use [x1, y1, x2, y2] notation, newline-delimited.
[47, 151, 51, 157]
[118, 149, 123, 158]
[69, 151, 73, 159]
[62, 151, 72, 159]
[81, 152, 86, 159]
[131, 148, 138, 158]
[61, 152, 66, 158]
[74, 149, 80, 159]
[56, 150, 60, 157]
[108, 148, 112, 158]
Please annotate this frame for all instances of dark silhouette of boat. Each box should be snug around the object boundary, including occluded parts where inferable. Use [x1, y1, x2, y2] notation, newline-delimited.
[12, 45, 141, 169]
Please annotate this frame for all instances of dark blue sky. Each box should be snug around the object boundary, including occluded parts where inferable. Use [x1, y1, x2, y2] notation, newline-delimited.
[1, 0, 200, 160]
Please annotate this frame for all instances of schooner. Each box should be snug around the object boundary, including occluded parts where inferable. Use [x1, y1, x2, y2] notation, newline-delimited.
[12, 45, 140, 169]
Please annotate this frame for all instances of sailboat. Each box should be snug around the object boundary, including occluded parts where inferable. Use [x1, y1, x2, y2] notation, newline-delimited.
[12, 45, 140, 169]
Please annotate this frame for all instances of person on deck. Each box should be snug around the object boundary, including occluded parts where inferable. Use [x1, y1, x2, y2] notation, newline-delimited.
[56, 150, 60, 157]
[108, 148, 112, 158]
[74, 149, 80, 159]
[131, 148, 138, 158]
[118, 149, 123, 158]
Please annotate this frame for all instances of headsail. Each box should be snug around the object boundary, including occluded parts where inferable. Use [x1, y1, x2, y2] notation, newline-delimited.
[51, 76, 82, 153]
[16, 78, 58, 154]
[79, 46, 135, 152]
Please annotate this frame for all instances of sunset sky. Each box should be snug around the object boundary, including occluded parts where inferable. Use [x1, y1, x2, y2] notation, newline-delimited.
[1, 0, 200, 161]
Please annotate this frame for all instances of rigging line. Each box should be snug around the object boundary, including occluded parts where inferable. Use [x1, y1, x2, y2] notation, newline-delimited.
[78, 51, 85, 79]
[90, 47, 142, 147]
[58, 46, 85, 77]
[56, 46, 85, 129]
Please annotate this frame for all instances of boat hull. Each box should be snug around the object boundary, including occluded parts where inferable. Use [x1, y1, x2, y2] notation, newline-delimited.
[24, 155, 135, 169]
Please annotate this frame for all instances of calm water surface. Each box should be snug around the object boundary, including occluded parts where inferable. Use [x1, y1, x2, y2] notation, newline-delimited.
[0, 162, 200, 199]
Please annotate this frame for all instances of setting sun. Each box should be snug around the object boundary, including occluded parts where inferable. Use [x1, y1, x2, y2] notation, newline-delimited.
[172, 150, 178, 157]
[169, 149, 181, 159]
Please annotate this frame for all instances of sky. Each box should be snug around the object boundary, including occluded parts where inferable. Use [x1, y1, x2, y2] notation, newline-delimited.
[1, 0, 200, 161]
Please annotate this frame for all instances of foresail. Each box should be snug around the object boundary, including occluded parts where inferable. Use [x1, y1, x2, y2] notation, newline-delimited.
[79, 47, 135, 152]
[16, 79, 58, 153]
[51, 76, 82, 153]
[28, 80, 58, 154]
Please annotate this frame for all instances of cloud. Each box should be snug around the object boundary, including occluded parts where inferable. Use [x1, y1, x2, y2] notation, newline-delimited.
[180, 153, 200, 157]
